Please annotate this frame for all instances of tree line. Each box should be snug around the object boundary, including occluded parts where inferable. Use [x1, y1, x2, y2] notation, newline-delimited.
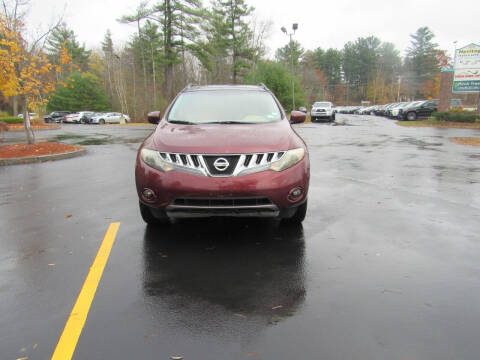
[1, 0, 457, 122]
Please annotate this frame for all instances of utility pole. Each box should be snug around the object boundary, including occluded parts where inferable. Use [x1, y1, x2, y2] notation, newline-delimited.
[281, 23, 298, 111]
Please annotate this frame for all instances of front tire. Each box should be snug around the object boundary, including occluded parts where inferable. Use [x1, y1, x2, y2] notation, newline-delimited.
[99, 119, 105, 125]
[139, 202, 169, 226]
[283, 201, 307, 224]
[406, 112, 417, 121]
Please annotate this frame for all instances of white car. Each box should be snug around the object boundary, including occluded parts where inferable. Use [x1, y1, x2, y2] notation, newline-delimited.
[311, 102, 335, 122]
[90, 112, 131, 124]
[64, 111, 94, 123]
[17, 113, 39, 120]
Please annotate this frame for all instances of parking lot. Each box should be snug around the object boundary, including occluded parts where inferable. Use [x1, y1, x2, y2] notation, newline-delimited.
[1, 115, 480, 360]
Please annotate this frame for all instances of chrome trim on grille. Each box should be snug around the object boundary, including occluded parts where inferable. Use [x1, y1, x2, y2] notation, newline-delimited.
[158, 151, 286, 177]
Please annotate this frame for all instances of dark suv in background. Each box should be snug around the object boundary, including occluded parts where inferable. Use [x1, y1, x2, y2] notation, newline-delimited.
[43, 111, 72, 123]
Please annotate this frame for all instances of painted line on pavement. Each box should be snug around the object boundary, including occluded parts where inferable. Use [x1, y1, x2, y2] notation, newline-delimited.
[51, 222, 121, 360]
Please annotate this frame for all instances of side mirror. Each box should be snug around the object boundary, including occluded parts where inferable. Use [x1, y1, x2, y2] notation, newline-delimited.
[290, 110, 306, 124]
[147, 111, 161, 124]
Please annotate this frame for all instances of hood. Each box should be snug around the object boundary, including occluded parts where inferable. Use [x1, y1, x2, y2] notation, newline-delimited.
[152, 120, 301, 154]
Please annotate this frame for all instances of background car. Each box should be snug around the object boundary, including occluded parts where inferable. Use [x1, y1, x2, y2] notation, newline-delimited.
[17, 113, 39, 120]
[64, 111, 94, 124]
[401, 100, 436, 120]
[90, 112, 130, 124]
[83, 112, 103, 124]
[43, 111, 71, 123]
[311, 101, 335, 122]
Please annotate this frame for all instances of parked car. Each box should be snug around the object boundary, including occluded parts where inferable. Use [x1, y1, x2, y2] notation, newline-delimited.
[386, 103, 407, 118]
[90, 112, 130, 124]
[44, 111, 71, 123]
[311, 101, 335, 122]
[17, 113, 39, 120]
[64, 111, 94, 124]
[135, 84, 310, 225]
[83, 112, 103, 124]
[400, 100, 438, 120]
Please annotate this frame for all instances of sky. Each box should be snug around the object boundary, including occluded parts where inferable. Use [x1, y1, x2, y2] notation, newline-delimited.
[26, 0, 479, 59]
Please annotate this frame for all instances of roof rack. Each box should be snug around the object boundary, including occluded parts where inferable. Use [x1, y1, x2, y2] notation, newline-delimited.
[184, 83, 198, 90]
[256, 83, 269, 91]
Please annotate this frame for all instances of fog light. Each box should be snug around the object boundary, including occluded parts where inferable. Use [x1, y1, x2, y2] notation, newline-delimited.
[288, 187, 303, 202]
[142, 188, 156, 201]
[291, 187, 303, 198]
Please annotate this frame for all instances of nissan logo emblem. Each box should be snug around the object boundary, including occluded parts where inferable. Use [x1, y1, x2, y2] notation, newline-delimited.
[213, 157, 229, 171]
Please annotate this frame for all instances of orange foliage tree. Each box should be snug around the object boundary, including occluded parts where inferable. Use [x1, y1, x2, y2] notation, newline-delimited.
[0, 16, 70, 144]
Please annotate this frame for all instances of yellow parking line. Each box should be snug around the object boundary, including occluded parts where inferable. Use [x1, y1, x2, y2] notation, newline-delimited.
[51, 222, 121, 360]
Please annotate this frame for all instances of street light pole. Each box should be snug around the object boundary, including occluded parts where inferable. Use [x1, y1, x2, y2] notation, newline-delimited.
[282, 23, 298, 111]
[453, 40, 458, 70]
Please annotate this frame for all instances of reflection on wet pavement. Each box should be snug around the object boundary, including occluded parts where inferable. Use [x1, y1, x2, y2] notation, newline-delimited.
[142, 220, 305, 330]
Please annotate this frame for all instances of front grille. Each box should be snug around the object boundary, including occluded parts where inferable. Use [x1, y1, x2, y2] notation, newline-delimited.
[203, 155, 240, 176]
[157, 151, 286, 177]
[172, 197, 272, 207]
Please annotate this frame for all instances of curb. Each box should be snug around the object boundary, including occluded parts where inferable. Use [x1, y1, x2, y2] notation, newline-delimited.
[0, 148, 87, 166]
[7, 125, 61, 132]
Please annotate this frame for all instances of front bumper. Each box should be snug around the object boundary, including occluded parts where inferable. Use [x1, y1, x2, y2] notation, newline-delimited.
[135, 154, 310, 218]
[311, 111, 332, 118]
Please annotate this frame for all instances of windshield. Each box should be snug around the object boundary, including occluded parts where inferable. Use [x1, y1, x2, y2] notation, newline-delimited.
[409, 101, 425, 107]
[313, 102, 331, 107]
[167, 90, 282, 124]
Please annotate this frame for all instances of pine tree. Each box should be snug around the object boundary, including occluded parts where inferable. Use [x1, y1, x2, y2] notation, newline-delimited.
[46, 23, 90, 72]
[405, 27, 440, 97]
[275, 40, 304, 70]
[208, 0, 255, 84]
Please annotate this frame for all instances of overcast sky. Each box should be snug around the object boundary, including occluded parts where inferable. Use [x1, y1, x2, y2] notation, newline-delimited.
[27, 0, 479, 58]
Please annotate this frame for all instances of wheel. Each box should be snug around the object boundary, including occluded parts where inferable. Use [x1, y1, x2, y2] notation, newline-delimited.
[311, 116, 316, 122]
[406, 112, 417, 121]
[99, 119, 105, 125]
[139, 202, 169, 225]
[283, 201, 307, 224]
[330, 113, 335, 122]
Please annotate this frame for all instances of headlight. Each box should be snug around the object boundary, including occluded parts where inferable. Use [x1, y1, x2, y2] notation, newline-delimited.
[270, 148, 305, 172]
[140, 148, 174, 172]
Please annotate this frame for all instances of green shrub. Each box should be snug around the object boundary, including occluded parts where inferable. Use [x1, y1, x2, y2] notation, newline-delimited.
[432, 112, 479, 123]
[0, 116, 23, 124]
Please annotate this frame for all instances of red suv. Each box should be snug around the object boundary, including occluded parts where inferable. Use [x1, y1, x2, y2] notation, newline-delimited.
[135, 84, 310, 224]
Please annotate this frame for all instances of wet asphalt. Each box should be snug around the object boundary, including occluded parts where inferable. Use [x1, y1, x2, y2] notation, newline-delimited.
[1, 116, 480, 360]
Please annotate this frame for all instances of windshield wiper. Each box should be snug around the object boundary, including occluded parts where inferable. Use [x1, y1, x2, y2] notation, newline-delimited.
[168, 120, 195, 124]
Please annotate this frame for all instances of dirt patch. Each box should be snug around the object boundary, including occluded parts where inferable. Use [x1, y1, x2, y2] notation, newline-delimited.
[0, 142, 84, 159]
[7, 124, 60, 131]
[450, 137, 480, 146]
[397, 121, 480, 129]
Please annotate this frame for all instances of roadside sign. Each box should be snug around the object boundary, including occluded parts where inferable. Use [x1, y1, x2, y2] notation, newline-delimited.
[453, 43, 480, 93]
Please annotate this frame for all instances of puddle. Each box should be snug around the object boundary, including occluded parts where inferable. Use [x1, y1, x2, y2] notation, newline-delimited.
[331, 120, 357, 126]
[398, 137, 443, 151]
[51, 134, 88, 141]
[76, 138, 112, 145]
